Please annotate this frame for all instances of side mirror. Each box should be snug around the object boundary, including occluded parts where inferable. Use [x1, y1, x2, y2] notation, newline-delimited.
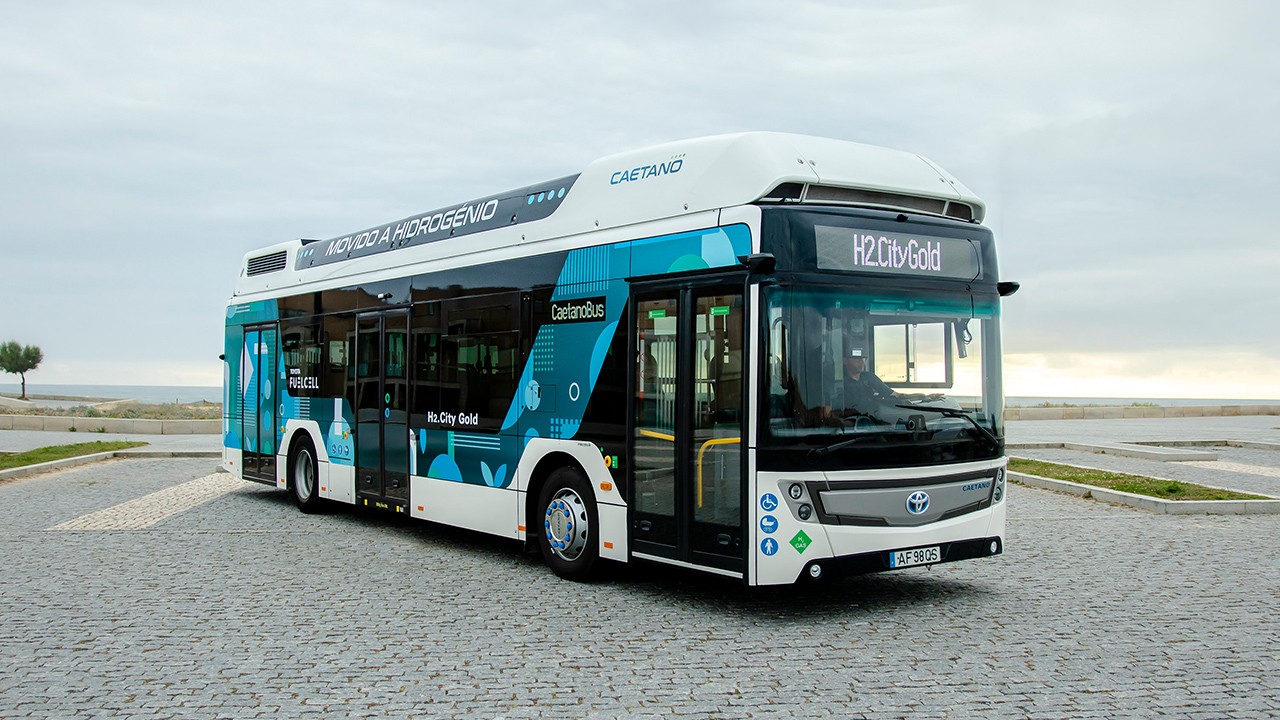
[737, 253, 776, 276]
[997, 281, 1020, 297]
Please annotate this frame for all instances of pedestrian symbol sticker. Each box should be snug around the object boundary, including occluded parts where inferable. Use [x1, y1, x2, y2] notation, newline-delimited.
[760, 515, 778, 534]
[760, 538, 779, 556]
[760, 493, 779, 512]
[790, 530, 812, 554]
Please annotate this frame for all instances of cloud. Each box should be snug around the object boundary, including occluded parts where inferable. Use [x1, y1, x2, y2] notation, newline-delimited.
[1, 1, 1277, 397]
[1006, 349, 1280, 400]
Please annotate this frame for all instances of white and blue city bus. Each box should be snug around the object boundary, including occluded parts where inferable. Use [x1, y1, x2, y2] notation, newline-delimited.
[223, 132, 1017, 585]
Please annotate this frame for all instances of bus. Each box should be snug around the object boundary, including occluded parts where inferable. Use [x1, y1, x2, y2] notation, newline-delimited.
[223, 132, 1017, 585]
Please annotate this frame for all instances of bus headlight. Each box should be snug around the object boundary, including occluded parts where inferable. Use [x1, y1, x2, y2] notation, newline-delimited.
[993, 467, 1006, 504]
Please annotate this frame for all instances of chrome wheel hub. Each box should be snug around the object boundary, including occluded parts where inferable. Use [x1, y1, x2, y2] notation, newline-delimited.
[297, 451, 315, 499]
[545, 488, 589, 561]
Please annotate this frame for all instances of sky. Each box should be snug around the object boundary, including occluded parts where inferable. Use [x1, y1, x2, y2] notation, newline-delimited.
[1, 1, 1278, 399]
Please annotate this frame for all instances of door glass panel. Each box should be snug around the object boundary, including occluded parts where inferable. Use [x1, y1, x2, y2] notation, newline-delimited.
[690, 292, 742, 557]
[634, 295, 678, 546]
[241, 326, 277, 480]
[258, 326, 278, 480]
[384, 313, 409, 500]
[356, 316, 382, 495]
[242, 329, 261, 476]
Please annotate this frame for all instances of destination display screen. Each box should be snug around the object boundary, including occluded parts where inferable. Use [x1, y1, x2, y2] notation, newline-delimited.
[813, 224, 980, 280]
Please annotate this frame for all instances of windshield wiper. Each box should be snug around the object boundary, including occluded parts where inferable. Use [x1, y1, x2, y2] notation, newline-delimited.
[808, 432, 885, 459]
[895, 404, 1000, 451]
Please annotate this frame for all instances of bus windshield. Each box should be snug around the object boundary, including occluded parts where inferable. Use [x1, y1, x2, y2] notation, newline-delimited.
[764, 284, 1002, 454]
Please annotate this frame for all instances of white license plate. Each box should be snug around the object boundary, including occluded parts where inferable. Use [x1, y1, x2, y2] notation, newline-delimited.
[890, 545, 940, 568]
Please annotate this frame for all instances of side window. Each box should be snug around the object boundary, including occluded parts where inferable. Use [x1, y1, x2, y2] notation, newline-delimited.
[321, 313, 355, 399]
[872, 320, 952, 387]
[282, 320, 323, 397]
[410, 301, 442, 427]
[280, 292, 320, 320]
[441, 293, 520, 431]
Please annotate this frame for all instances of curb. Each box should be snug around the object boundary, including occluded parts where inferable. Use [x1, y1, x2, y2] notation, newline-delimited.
[0, 450, 222, 482]
[115, 450, 222, 459]
[1009, 471, 1280, 515]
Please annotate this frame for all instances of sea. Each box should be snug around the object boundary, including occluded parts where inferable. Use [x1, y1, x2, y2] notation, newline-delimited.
[1, 384, 1276, 409]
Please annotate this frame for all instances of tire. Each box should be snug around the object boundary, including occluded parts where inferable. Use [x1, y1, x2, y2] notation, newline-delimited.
[290, 437, 323, 513]
[537, 466, 600, 582]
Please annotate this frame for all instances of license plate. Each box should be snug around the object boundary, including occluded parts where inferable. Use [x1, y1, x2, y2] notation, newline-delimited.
[890, 545, 940, 568]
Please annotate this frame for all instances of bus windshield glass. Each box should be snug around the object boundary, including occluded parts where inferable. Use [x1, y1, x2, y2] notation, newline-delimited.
[764, 285, 1002, 453]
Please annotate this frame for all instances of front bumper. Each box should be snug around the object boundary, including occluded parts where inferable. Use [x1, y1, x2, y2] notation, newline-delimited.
[817, 536, 1003, 578]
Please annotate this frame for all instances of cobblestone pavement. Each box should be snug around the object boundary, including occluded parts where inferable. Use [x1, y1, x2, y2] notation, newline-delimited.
[2, 458, 1278, 719]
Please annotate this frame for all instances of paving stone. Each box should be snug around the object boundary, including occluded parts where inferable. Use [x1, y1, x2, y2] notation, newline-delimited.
[1, 456, 1277, 718]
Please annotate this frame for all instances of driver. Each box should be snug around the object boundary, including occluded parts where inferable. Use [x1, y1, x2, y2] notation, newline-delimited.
[839, 349, 898, 415]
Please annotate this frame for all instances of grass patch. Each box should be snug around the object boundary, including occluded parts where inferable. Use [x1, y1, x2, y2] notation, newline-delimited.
[0, 441, 148, 471]
[1008, 457, 1267, 501]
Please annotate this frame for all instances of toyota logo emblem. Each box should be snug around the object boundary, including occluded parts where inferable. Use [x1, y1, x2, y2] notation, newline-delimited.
[906, 491, 930, 515]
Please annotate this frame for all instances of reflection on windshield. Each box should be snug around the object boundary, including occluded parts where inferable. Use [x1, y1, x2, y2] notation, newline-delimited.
[766, 286, 1001, 445]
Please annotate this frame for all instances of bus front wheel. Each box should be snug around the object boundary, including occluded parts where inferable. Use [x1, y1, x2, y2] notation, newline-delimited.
[290, 438, 323, 514]
[537, 466, 599, 581]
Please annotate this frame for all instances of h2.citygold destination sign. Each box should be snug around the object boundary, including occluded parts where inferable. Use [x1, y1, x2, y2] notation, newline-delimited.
[814, 224, 980, 280]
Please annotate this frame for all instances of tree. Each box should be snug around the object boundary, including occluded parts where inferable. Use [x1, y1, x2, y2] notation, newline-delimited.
[0, 341, 43, 400]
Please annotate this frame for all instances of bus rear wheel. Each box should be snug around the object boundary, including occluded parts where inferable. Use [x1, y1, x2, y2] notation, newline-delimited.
[537, 466, 599, 581]
[290, 438, 323, 514]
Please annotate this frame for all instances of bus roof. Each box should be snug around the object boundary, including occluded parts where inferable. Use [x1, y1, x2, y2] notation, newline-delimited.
[234, 132, 984, 296]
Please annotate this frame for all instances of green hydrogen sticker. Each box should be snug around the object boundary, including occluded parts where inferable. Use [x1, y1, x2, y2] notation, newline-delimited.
[710, 305, 731, 316]
[790, 530, 812, 554]
[648, 309, 667, 319]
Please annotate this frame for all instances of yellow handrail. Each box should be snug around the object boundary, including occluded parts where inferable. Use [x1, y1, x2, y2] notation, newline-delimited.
[638, 429, 676, 442]
[635, 430, 741, 508]
[696, 438, 740, 508]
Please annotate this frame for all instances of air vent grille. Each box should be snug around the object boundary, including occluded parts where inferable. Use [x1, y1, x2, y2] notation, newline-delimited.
[247, 251, 288, 276]
[804, 185, 947, 215]
[944, 202, 974, 222]
[759, 183, 978, 222]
